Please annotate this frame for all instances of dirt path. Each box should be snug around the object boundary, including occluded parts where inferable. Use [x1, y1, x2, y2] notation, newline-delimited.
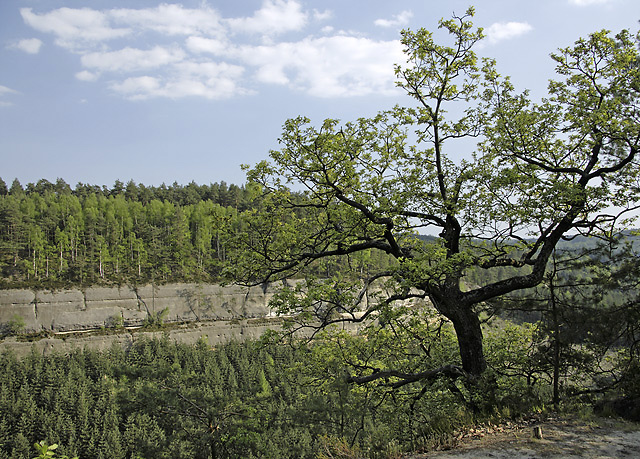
[406, 416, 640, 458]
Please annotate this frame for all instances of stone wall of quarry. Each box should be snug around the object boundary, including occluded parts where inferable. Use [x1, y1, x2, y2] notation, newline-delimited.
[0, 283, 280, 333]
[0, 283, 300, 357]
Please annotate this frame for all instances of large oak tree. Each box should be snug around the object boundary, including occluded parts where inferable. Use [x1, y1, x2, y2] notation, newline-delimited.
[231, 9, 640, 379]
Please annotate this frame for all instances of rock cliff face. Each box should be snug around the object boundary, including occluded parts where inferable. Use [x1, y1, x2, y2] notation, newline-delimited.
[0, 283, 278, 333]
[0, 281, 404, 356]
[0, 283, 295, 356]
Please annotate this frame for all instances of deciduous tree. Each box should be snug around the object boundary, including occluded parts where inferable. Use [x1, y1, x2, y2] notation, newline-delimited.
[231, 9, 640, 380]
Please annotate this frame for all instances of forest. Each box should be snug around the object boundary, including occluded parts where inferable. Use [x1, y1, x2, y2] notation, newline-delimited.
[0, 177, 259, 288]
[2, 9, 640, 459]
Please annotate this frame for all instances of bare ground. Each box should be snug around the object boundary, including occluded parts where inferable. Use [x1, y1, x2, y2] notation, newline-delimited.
[405, 415, 640, 458]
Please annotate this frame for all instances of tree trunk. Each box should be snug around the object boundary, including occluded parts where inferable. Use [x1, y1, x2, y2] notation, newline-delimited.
[447, 305, 487, 377]
[549, 276, 561, 409]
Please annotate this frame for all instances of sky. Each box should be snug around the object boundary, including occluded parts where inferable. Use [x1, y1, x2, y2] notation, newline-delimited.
[0, 0, 638, 189]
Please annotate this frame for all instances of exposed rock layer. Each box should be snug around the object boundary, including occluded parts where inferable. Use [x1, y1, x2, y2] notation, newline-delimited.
[0, 283, 288, 356]
[0, 283, 276, 333]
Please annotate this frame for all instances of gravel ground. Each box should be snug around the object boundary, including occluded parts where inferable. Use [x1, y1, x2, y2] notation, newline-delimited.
[404, 415, 640, 458]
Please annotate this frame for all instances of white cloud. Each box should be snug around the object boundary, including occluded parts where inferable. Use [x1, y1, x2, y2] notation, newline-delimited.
[172, 61, 248, 96]
[484, 22, 533, 44]
[186, 36, 228, 55]
[111, 76, 160, 98]
[227, 0, 307, 36]
[0, 85, 17, 96]
[313, 9, 333, 21]
[568, 0, 613, 5]
[109, 4, 225, 37]
[111, 62, 248, 100]
[11, 38, 43, 54]
[21, 4, 227, 51]
[238, 36, 404, 97]
[374, 10, 413, 28]
[81, 46, 186, 73]
[21, 2, 408, 101]
[0, 85, 18, 107]
[75, 70, 98, 82]
[20, 7, 130, 50]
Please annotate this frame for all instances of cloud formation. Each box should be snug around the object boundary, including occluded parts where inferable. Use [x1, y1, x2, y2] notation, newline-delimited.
[10, 38, 43, 54]
[0, 85, 17, 95]
[374, 11, 413, 28]
[109, 4, 224, 37]
[75, 70, 98, 82]
[81, 46, 186, 74]
[237, 36, 403, 97]
[19, 1, 407, 100]
[226, 0, 308, 37]
[484, 21, 533, 44]
[21, 7, 130, 50]
[110, 62, 249, 100]
[0, 85, 18, 107]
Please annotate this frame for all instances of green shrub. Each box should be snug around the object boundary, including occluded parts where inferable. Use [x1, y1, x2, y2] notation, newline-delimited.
[3, 314, 26, 336]
[32, 441, 78, 459]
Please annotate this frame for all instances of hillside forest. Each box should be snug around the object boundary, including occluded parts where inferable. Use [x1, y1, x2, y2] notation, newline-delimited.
[0, 178, 266, 288]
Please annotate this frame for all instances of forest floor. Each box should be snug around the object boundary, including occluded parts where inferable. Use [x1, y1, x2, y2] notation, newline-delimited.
[406, 414, 640, 458]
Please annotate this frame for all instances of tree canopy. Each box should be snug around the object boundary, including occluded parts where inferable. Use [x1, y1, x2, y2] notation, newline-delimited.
[231, 8, 640, 378]
[0, 179, 256, 287]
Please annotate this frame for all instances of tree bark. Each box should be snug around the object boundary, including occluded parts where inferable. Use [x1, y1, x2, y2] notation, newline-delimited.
[446, 304, 487, 377]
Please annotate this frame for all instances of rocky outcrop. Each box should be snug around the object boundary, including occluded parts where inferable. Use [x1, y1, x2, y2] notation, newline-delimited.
[0, 283, 278, 333]
[0, 319, 289, 358]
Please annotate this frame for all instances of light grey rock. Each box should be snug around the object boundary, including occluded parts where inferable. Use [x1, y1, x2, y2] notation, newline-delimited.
[0, 289, 36, 305]
[36, 289, 84, 305]
[0, 283, 279, 333]
[34, 289, 85, 331]
[84, 286, 137, 301]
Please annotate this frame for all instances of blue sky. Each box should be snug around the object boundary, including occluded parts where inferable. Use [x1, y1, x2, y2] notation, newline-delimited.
[0, 0, 637, 188]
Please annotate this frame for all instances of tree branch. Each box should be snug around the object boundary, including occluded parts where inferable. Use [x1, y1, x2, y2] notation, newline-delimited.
[347, 364, 466, 388]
